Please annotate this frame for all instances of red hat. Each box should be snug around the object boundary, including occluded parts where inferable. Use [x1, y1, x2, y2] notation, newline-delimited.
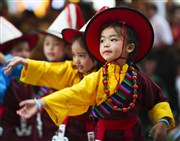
[84, 7, 154, 63]
[38, 3, 84, 39]
[0, 16, 38, 53]
[62, 6, 109, 43]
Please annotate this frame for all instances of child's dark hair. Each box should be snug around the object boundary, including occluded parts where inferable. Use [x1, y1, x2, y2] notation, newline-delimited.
[72, 35, 103, 70]
[100, 21, 139, 61]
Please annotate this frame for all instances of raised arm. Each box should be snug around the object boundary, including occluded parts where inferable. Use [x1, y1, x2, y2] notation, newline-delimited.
[3, 56, 28, 74]
[16, 98, 47, 119]
[17, 71, 100, 126]
[19, 60, 77, 90]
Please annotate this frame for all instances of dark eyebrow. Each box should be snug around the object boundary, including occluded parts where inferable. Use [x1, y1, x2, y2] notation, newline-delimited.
[100, 34, 119, 38]
[72, 51, 86, 55]
[77, 52, 86, 55]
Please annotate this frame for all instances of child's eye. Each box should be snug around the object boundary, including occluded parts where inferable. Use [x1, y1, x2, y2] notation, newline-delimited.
[79, 54, 85, 57]
[111, 38, 117, 42]
[100, 38, 104, 43]
[44, 41, 50, 46]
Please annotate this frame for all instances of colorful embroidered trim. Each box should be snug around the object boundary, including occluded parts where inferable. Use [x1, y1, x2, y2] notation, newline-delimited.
[91, 65, 138, 118]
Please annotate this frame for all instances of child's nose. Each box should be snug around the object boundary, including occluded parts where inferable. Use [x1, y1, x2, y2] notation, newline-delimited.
[74, 57, 80, 64]
[104, 43, 110, 48]
[104, 41, 110, 48]
[49, 45, 54, 50]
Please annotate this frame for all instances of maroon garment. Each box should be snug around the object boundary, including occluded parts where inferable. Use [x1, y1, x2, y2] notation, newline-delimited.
[1, 78, 39, 141]
[64, 108, 96, 141]
[94, 71, 167, 141]
[1, 109, 38, 141]
[39, 110, 58, 141]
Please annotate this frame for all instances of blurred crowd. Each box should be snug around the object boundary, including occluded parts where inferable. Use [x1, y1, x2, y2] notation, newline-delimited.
[0, 0, 180, 141]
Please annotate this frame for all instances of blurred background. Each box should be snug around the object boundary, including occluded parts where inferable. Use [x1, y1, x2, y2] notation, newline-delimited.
[0, 0, 180, 140]
[0, 0, 179, 34]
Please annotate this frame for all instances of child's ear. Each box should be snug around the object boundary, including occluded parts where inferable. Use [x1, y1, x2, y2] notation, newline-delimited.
[126, 43, 135, 53]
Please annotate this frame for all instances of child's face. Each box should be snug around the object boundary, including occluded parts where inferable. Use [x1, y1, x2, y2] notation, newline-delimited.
[100, 27, 126, 62]
[72, 40, 96, 73]
[43, 35, 66, 62]
[10, 41, 30, 58]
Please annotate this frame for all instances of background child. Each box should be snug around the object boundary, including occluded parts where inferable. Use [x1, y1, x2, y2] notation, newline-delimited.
[4, 7, 175, 141]
[0, 16, 39, 141]
[52, 31, 101, 141]
[31, 3, 85, 141]
[33, 3, 84, 62]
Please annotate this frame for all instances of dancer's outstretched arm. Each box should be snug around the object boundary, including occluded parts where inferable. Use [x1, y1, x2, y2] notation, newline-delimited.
[3, 56, 28, 74]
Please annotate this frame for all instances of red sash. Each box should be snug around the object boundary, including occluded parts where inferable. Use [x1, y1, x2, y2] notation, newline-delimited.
[96, 117, 137, 141]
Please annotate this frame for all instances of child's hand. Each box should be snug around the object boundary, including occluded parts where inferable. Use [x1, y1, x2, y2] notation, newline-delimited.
[149, 122, 167, 141]
[16, 99, 39, 119]
[3, 56, 28, 74]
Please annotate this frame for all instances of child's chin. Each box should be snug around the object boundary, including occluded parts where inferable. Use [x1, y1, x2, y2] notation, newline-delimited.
[106, 58, 114, 63]
[78, 70, 84, 73]
[102, 57, 109, 62]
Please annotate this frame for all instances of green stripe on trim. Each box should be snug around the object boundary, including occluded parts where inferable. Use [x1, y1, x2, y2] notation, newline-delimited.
[94, 106, 106, 118]
[124, 77, 132, 87]
[116, 90, 127, 100]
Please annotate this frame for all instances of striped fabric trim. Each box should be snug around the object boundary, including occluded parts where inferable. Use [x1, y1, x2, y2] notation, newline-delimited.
[7, 78, 35, 102]
[91, 68, 138, 118]
[36, 87, 56, 98]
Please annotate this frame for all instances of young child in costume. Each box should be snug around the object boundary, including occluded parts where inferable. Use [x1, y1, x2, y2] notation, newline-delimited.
[3, 7, 108, 141]
[51, 28, 102, 141]
[4, 7, 175, 141]
[0, 16, 39, 141]
[4, 31, 101, 141]
[31, 3, 85, 141]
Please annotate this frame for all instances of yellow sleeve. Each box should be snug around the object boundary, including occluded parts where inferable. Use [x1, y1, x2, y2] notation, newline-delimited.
[148, 102, 175, 129]
[42, 71, 99, 126]
[20, 59, 78, 90]
[41, 63, 128, 126]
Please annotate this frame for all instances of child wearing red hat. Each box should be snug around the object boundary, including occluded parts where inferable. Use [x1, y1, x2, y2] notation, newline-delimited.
[4, 28, 102, 141]
[4, 7, 175, 141]
[0, 16, 39, 141]
[32, 3, 85, 141]
[51, 28, 102, 141]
